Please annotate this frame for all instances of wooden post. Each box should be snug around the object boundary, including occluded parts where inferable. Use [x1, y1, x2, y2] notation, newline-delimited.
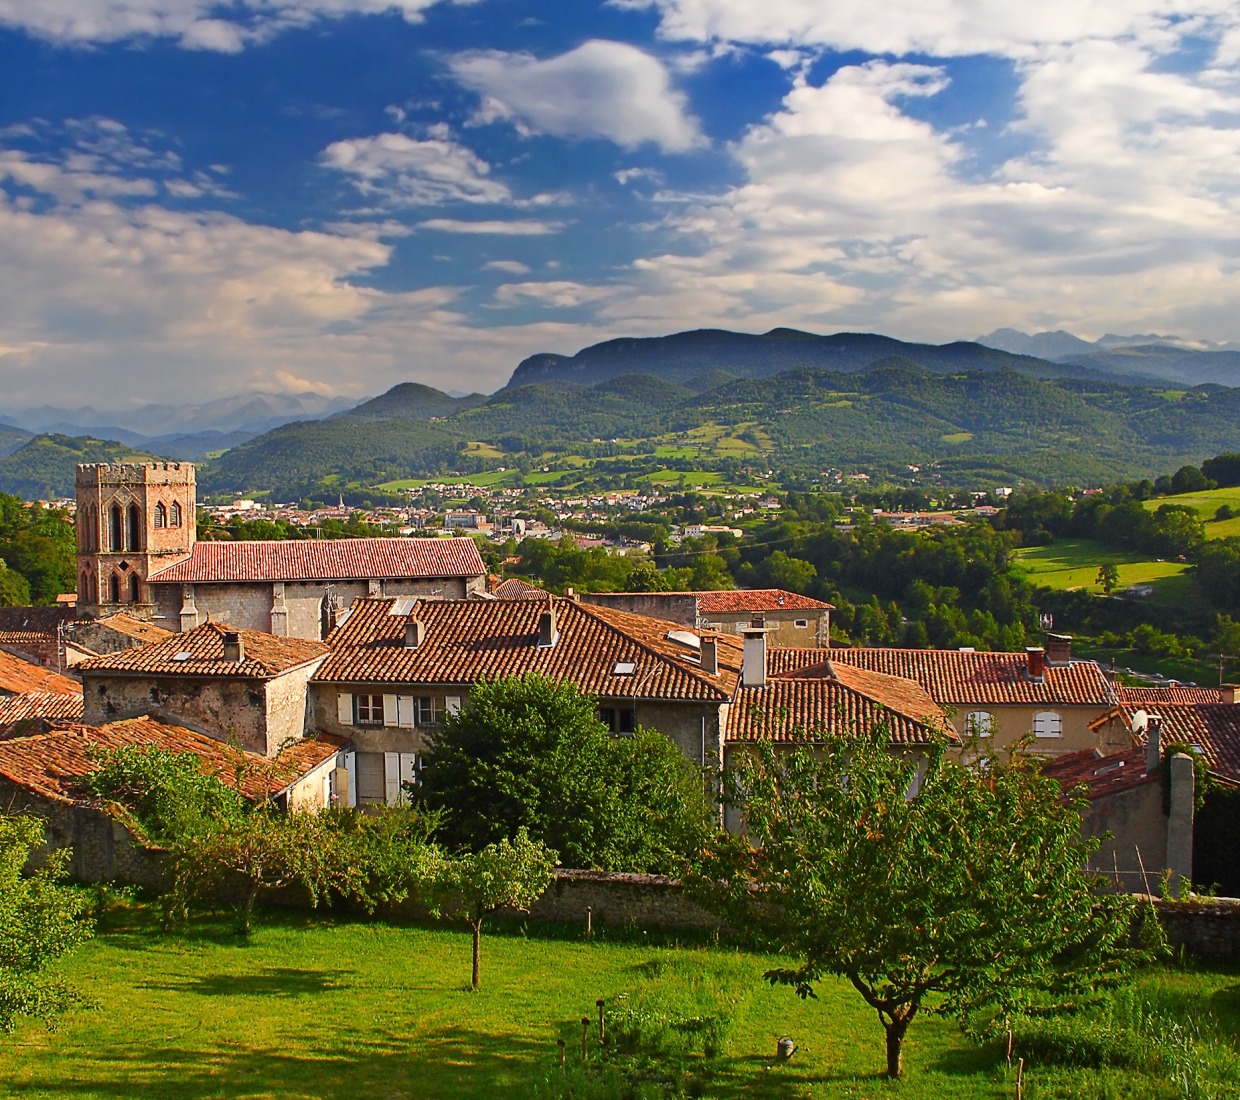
[597, 999, 605, 1044]
[1015, 1057, 1024, 1100]
[557, 1038, 565, 1074]
[581, 1016, 590, 1061]
[586, 906, 593, 937]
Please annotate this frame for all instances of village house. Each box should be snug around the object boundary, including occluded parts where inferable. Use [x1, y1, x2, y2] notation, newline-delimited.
[0, 605, 74, 669]
[580, 589, 833, 648]
[74, 462, 487, 639]
[76, 623, 330, 757]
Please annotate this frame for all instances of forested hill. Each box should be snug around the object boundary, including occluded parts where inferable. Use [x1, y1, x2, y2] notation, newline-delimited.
[504, 328, 1120, 390]
[0, 435, 161, 499]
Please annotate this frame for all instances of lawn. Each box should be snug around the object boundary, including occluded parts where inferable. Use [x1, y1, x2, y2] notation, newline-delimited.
[1013, 538, 1191, 594]
[1145, 486, 1240, 539]
[3, 907, 1238, 1099]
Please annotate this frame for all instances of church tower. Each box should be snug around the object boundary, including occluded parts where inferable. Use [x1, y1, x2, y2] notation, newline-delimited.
[76, 463, 196, 618]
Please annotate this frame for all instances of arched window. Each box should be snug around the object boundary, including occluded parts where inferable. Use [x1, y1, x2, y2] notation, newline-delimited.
[129, 574, 141, 603]
[110, 505, 123, 552]
[79, 571, 88, 601]
[1033, 711, 1062, 738]
[154, 502, 167, 528]
[90, 573, 98, 604]
[108, 573, 120, 603]
[966, 711, 993, 738]
[170, 501, 182, 528]
[127, 504, 141, 551]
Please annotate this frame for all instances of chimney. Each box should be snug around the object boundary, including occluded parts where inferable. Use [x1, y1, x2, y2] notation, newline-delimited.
[700, 635, 719, 676]
[222, 631, 244, 664]
[1222, 684, 1239, 705]
[538, 605, 557, 647]
[741, 622, 769, 688]
[1045, 633, 1072, 667]
[1146, 714, 1162, 776]
[404, 620, 426, 649]
[1025, 646, 1046, 682]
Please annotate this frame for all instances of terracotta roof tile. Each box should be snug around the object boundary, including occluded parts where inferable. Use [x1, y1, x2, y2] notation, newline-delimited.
[491, 577, 550, 600]
[0, 691, 84, 732]
[777, 647, 1115, 707]
[1118, 686, 1221, 705]
[696, 589, 834, 613]
[1041, 745, 1157, 800]
[0, 606, 73, 637]
[0, 650, 82, 696]
[0, 715, 346, 803]
[76, 622, 328, 679]
[317, 597, 742, 702]
[88, 613, 174, 644]
[147, 537, 486, 584]
[1116, 701, 1240, 784]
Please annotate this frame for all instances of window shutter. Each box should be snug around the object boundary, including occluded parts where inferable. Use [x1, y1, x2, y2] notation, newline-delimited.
[384, 752, 400, 805]
[337, 692, 353, 726]
[345, 751, 357, 808]
[397, 695, 415, 728]
[383, 694, 399, 727]
[399, 752, 417, 793]
[445, 695, 462, 716]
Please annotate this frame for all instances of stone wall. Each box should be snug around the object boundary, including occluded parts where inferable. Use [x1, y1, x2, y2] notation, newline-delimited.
[526, 870, 721, 931]
[1154, 899, 1240, 960]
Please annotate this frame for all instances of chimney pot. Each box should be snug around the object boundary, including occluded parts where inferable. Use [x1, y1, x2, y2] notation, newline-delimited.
[538, 607, 557, 647]
[1045, 632, 1073, 667]
[404, 620, 425, 649]
[1146, 715, 1162, 776]
[700, 636, 719, 676]
[222, 631, 244, 664]
[1025, 646, 1046, 681]
[1222, 684, 1239, 705]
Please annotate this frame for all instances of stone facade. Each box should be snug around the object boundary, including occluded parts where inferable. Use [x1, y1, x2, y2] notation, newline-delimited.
[1155, 899, 1240, 960]
[580, 592, 829, 648]
[75, 462, 196, 617]
[962, 703, 1131, 759]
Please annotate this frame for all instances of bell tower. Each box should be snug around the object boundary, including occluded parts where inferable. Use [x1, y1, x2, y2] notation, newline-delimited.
[76, 462, 196, 619]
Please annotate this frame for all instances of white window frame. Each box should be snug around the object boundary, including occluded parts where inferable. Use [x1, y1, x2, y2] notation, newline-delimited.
[1033, 710, 1062, 739]
[966, 711, 993, 738]
[416, 696, 436, 726]
[794, 619, 809, 629]
[355, 694, 384, 726]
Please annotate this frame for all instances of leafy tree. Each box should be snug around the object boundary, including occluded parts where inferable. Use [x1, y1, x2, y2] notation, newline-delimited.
[417, 675, 714, 872]
[764, 550, 816, 593]
[1201, 452, 1240, 489]
[1096, 562, 1120, 595]
[0, 816, 94, 1032]
[689, 732, 1132, 1079]
[437, 827, 556, 990]
[0, 493, 75, 604]
[0, 560, 30, 607]
[1170, 464, 1213, 495]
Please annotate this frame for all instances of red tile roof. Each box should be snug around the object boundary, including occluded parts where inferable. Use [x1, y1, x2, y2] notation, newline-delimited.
[0, 691, 84, 733]
[76, 622, 328, 679]
[1041, 745, 1157, 800]
[1118, 686, 1221, 705]
[491, 577, 550, 600]
[728, 660, 951, 746]
[87, 613, 174, 644]
[0, 715, 345, 803]
[696, 589, 834, 613]
[317, 597, 742, 702]
[0, 649, 82, 697]
[0, 606, 73, 637]
[1115, 701, 1240, 784]
[780, 647, 1115, 707]
[147, 537, 486, 584]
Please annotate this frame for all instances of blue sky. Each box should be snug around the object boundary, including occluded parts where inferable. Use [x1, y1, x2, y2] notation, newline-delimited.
[0, 0, 1238, 406]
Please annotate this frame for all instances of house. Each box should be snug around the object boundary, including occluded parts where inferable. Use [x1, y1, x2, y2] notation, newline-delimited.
[0, 605, 74, 669]
[65, 612, 173, 663]
[0, 692, 85, 738]
[579, 589, 833, 648]
[76, 623, 330, 757]
[490, 577, 551, 600]
[309, 596, 743, 806]
[1042, 716, 1195, 894]
[787, 634, 1120, 757]
[0, 715, 346, 883]
[75, 462, 487, 638]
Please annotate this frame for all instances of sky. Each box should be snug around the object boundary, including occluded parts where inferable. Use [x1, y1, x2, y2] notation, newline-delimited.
[1, 0, 1239, 406]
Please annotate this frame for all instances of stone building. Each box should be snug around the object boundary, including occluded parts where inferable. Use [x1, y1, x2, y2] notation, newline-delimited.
[75, 462, 487, 639]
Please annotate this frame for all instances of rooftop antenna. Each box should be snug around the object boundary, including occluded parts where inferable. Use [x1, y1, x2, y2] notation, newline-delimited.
[1208, 652, 1237, 689]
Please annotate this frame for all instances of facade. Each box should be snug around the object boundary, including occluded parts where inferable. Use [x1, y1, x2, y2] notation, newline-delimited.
[782, 637, 1120, 758]
[1091, 690, 1240, 785]
[74, 462, 488, 639]
[77, 622, 329, 757]
[0, 605, 75, 669]
[579, 589, 833, 648]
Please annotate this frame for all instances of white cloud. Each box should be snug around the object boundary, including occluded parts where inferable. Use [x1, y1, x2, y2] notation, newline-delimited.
[493, 281, 615, 308]
[483, 259, 532, 273]
[449, 40, 704, 152]
[416, 218, 565, 234]
[322, 127, 511, 206]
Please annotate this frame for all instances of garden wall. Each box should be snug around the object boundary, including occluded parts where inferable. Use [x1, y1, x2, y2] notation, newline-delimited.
[1153, 898, 1240, 960]
[525, 870, 722, 932]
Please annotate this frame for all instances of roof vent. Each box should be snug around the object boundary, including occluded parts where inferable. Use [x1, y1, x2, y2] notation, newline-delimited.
[700, 636, 719, 676]
[537, 606, 557, 648]
[404, 620, 426, 649]
[222, 632, 244, 664]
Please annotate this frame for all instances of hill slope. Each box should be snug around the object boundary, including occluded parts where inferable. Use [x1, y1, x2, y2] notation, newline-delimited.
[0, 435, 163, 499]
[334, 383, 487, 421]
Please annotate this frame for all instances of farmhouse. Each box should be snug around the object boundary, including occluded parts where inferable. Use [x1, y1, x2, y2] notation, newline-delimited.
[74, 462, 487, 639]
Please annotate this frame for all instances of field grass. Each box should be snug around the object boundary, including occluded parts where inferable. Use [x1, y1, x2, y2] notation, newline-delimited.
[1145, 487, 1240, 539]
[3, 906, 1239, 1100]
[1013, 538, 1191, 594]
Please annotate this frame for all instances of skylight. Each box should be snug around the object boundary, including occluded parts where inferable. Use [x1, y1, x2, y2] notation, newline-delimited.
[665, 629, 700, 650]
[388, 598, 417, 617]
[172, 652, 194, 662]
[614, 661, 636, 675]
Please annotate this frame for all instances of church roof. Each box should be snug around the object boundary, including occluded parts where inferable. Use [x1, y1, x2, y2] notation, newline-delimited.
[146, 537, 486, 585]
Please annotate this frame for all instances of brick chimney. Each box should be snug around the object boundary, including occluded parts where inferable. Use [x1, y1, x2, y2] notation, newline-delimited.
[1025, 646, 1046, 682]
[222, 631, 244, 664]
[537, 605, 557, 648]
[700, 635, 719, 676]
[1146, 714, 1162, 776]
[403, 620, 425, 649]
[1222, 684, 1239, 705]
[1045, 633, 1072, 667]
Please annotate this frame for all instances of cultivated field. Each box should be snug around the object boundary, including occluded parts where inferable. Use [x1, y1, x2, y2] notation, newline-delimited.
[1012, 538, 1191, 594]
[1146, 486, 1240, 539]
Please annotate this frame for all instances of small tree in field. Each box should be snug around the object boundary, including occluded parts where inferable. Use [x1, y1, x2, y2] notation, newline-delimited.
[689, 730, 1132, 1079]
[0, 816, 94, 1032]
[438, 828, 556, 991]
[1096, 562, 1120, 595]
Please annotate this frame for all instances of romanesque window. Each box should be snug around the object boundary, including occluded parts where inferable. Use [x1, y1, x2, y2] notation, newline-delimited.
[110, 505, 123, 552]
[129, 574, 141, 603]
[127, 504, 141, 551]
[170, 501, 182, 527]
[109, 573, 120, 603]
[154, 503, 167, 528]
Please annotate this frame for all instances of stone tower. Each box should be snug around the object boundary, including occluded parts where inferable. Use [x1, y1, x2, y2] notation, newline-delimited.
[76, 463, 196, 618]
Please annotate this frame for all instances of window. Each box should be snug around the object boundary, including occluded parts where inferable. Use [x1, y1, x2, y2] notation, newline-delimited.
[110, 505, 123, 552]
[1033, 710, 1062, 738]
[127, 504, 141, 551]
[794, 619, 809, 629]
[154, 503, 166, 528]
[599, 707, 636, 734]
[416, 697, 436, 725]
[108, 573, 120, 603]
[170, 501, 182, 527]
[966, 711, 993, 738]
[128, 574, 140, 603]
[355, 694, 384, 725]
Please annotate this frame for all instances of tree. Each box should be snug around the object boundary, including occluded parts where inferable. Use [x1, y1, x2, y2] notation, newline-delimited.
[437, 828, 556, 990]
[689, 732, 1131, 1079]
[0, 816, 94, 1032]
[1170, 464, 1213, 495]
[417, 675, 714, 871]
[1201, 452, 1240, 489]
[0, 560, 30, 607]
[1096, 561, 1120, 595]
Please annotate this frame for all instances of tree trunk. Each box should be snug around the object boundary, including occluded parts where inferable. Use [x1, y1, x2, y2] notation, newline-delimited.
[471, 917, 482, 991]
[239, 878, 259, 936]
[884, 1019, 907, 1078]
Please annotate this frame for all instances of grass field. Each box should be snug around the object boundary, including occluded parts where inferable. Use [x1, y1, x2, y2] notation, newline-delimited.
[1145, 487, 1240, 539]
[1012, 538, 1191, 594]
[3, 907, 1238, 1099]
